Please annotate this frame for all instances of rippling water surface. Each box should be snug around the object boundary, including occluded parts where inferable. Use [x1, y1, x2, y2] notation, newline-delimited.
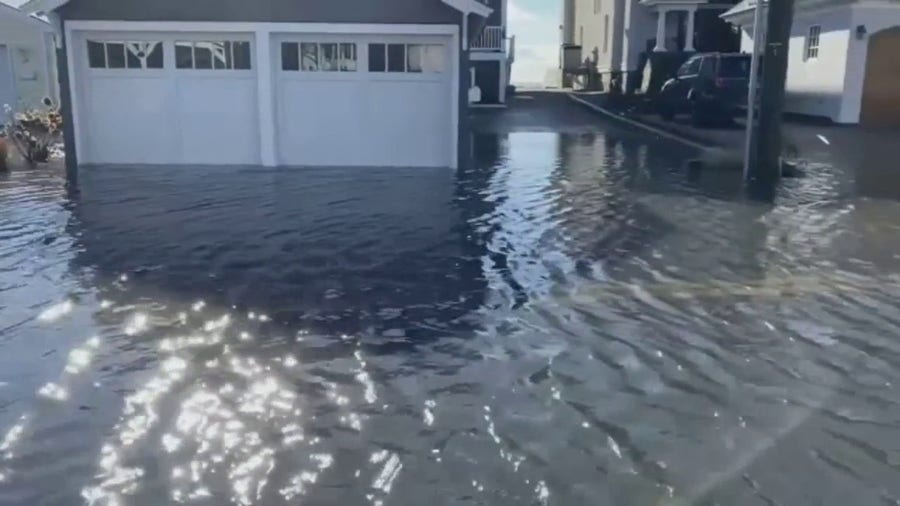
[3, 96, 900, 505]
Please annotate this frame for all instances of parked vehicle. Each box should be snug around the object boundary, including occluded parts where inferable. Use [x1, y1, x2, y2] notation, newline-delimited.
[657, 53, 751, 126]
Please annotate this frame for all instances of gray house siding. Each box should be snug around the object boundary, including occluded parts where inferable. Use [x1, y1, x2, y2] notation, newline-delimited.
[55, 0, 477, 172]
[482, 0, 503, 27]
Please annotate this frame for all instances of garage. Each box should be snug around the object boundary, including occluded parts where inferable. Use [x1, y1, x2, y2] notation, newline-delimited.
[68, 24, 460, 168]
[78, 33, 260, 165]
[276, 34, 453, 167]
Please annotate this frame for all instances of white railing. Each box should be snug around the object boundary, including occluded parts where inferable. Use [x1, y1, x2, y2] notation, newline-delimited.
[472, 26, 505, 51]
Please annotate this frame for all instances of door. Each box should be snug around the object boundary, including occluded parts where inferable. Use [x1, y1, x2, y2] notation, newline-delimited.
[276, 34, 453, 167]
[667, 55, 702, 112]
[78, 34, 259, 165]
[0, 45, 16, 112]
[861, 27, 900, 128]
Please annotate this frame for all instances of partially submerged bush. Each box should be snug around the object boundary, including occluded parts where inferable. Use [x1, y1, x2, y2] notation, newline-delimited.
[2, 98, 63, 164]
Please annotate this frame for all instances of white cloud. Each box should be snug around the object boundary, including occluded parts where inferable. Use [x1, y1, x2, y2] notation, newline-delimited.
[507, 0, 560, 86]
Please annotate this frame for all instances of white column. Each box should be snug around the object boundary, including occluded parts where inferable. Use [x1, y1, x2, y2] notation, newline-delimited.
[654, 9, 668, 52]
[684, 7, 697, 52]
[254, 29, 277, 167]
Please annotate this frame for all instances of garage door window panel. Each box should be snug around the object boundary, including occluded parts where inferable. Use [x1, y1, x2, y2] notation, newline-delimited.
[176, 41, 252, 70]
[88, 40, 164, 70]
[283, 42, 357, 72]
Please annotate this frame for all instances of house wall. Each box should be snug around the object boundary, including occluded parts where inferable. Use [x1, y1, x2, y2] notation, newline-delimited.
[842, 4, 900, 123]
[0, 10, 56, 109]
[622, 0, 656, 72]
[575, 0, 618, 71]
[740, 6, 852, 122]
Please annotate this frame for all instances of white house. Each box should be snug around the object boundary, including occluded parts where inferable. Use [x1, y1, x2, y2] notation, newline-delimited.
[723, 0, 900, 126]
[0, 1, 58, 110]
[562, 0, 741, 90]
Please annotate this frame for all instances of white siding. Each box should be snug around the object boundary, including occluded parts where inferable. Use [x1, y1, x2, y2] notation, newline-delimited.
[0, 9, 56, 109]
[741, 6, 852, 122]
[737, 3, 900, 124]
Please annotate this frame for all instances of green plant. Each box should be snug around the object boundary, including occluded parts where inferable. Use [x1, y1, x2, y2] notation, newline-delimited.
[2, 98, 63, 164]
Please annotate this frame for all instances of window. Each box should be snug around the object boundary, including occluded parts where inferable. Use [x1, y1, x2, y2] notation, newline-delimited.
[87, 40, 163, 69]
[593, 0, 601, 14]
[579, 26, 584, 46]
[677, 56, 702, 77]
[368, 43, 444, 73]
[805, 25, 821, 60]
[175, 41, 251, 70]
[282, 42, 357, 72]
[603, 15, 610, 53]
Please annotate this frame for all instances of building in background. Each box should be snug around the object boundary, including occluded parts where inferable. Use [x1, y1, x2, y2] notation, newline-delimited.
[0, 1, 58, 110]
[470, 0, 515, 105]
[723, 0, 900, 126]
[561, 0, 739, 92]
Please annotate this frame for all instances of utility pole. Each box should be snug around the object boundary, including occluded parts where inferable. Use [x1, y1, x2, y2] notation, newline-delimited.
[742, 0, 765, 180]
[746, 0, 795, 183]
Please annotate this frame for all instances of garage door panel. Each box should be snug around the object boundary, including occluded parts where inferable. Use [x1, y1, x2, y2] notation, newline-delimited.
[366, 81, 449, 167]
[176, 77, 259, 164]
[275, 35, 453, 168]
[86, 77, 173, 164]
[278, 80, 366, 166]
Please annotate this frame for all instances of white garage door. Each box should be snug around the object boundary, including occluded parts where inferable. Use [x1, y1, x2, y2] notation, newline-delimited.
[78, 34, 259, 165]
[276, 34, 453, 168]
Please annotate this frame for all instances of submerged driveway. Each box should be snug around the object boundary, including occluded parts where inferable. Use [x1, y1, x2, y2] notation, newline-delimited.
[2, 91, 900, 505]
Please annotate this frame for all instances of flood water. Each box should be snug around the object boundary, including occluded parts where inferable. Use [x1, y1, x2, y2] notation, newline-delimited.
[3, 95, 900, 505]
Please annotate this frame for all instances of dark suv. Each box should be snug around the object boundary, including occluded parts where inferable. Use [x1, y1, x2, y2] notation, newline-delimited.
[657, 53, 751, 126]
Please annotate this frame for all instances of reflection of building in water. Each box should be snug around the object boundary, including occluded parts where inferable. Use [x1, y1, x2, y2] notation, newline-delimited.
[66, 166, 488, 336]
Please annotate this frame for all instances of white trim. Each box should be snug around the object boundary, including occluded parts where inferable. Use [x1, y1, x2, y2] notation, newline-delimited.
[441, 0, 493, 18]
[66, 21, 461, 35]
[502, 0, 509, 28]
[63, 22, 83, 162]
[450, 29, 460, 170]
[469, 51, 507, 61]
[65, 21, 461, 168]
[254, 29, 276, 167]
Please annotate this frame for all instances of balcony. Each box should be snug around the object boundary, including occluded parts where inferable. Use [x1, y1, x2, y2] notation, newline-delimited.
[472, 26, 506, 52]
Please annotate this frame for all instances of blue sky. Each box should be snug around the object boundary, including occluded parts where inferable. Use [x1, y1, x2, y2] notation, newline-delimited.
[508, 0, 560, 85]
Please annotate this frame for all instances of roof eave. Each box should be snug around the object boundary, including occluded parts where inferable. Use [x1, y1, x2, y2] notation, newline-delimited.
[442, 0, 493, 18]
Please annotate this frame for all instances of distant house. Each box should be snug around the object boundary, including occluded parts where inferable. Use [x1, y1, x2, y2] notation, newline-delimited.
[723, 0, 900, 126]
[561, 0, 741, 90]
[0, 1, 58, 110]
[21, 0, 497, 169]
[470, 0, 515, 106]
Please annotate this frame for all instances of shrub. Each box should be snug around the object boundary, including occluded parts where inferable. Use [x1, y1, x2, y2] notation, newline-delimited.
[2, 98, 63, 164]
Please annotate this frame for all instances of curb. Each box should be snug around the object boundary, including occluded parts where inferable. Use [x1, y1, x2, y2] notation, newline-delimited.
[567, 93, 709, 151]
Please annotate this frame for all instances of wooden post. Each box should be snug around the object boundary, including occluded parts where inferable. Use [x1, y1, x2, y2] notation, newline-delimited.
[748, 0, 795, 183]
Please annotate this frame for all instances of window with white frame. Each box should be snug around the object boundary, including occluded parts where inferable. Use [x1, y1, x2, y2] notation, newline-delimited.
[87, 40, 163, 69]
[175, 41, 251, 70]
[367, 43, 444, 73]
[805, 25, 821, 60]
[281, 42, 357, 72]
